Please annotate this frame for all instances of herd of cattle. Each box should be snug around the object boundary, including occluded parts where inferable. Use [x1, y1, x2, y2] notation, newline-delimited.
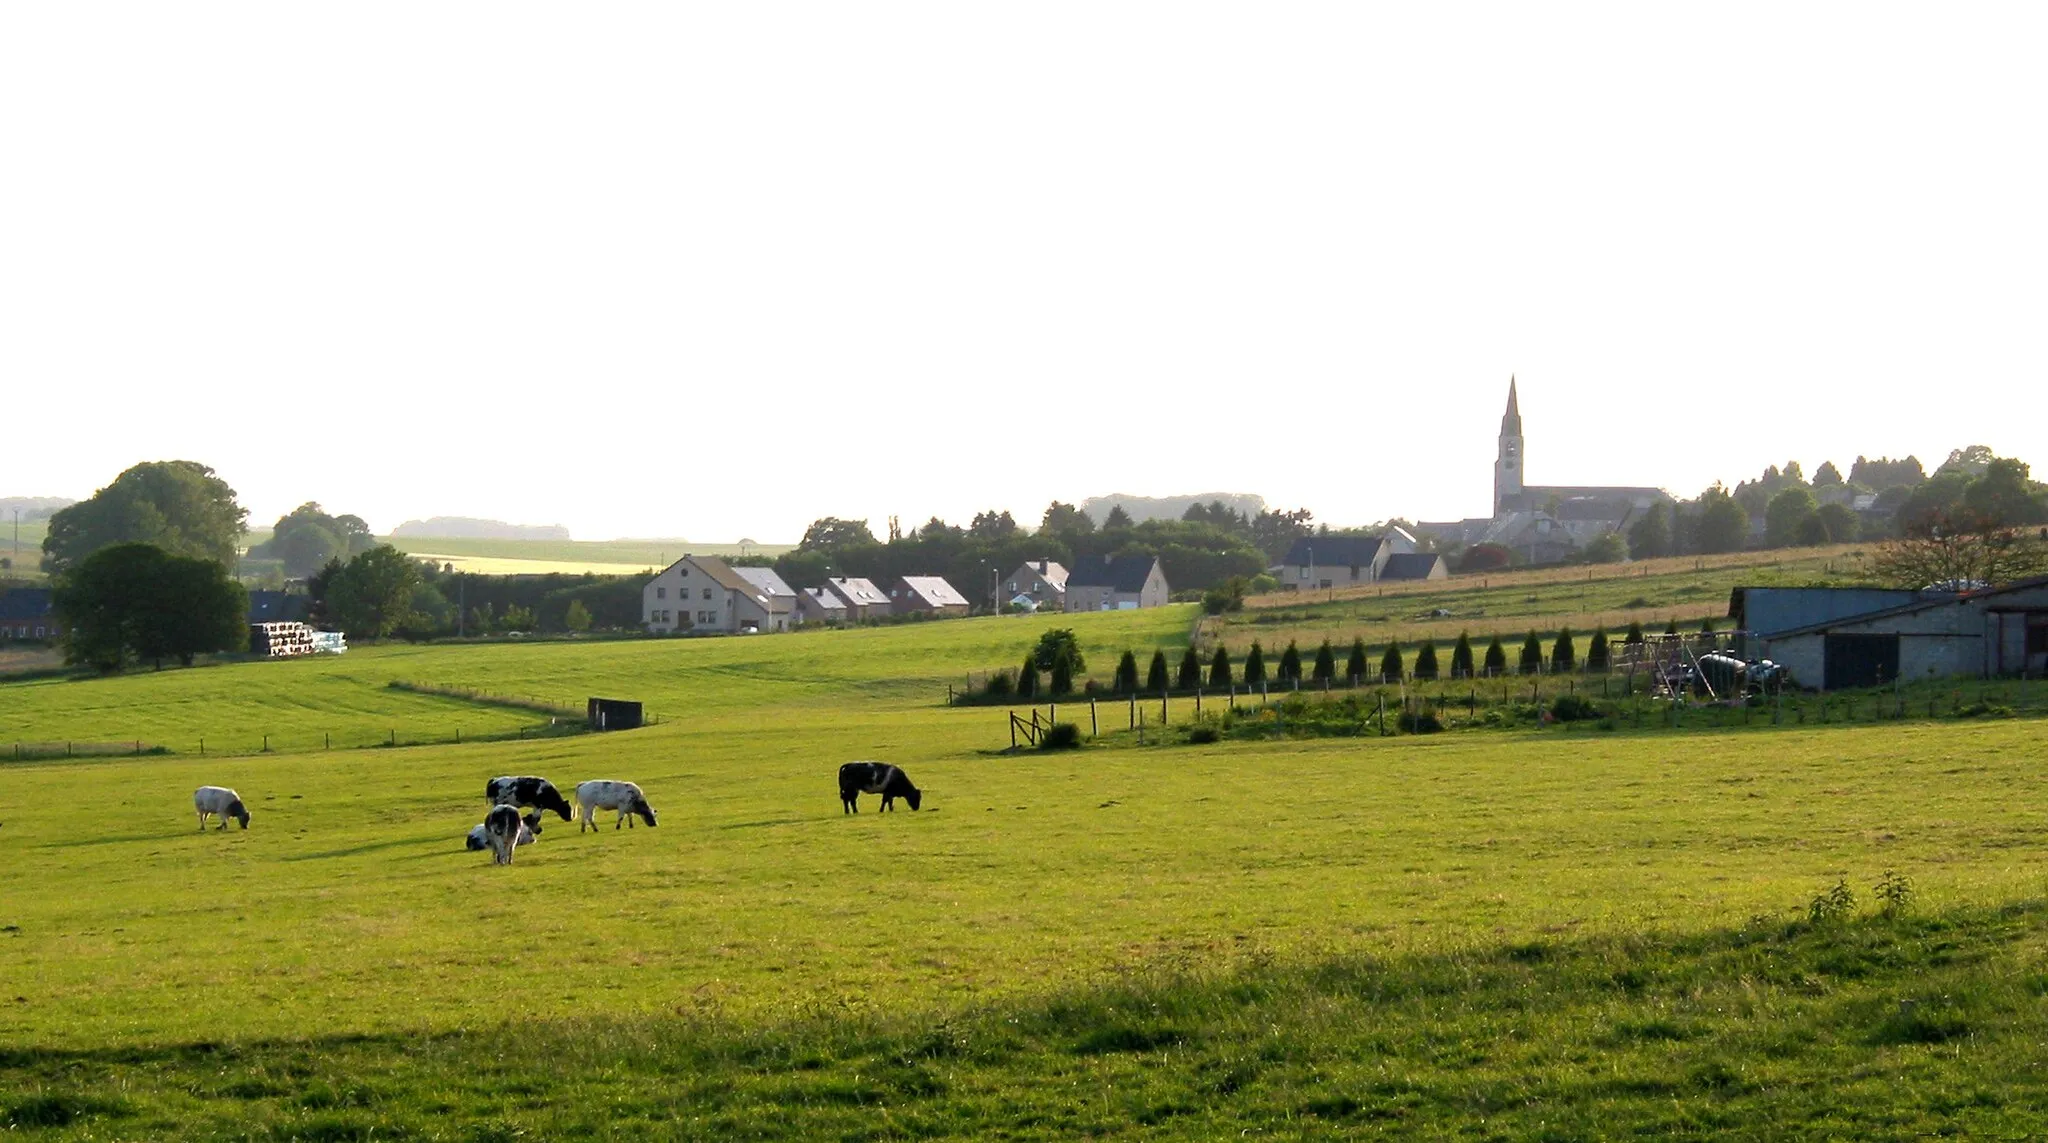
[186, 761, 924, 866]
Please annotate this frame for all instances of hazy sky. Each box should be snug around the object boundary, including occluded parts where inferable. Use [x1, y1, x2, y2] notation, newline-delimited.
[4, 5, 2043, 541]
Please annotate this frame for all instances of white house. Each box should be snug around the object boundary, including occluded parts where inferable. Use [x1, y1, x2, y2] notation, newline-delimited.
[643, 555, 784, 634]
[1065, 555, 1170, 611]
[1005, 560, 1069, 609]
[732, 566, 797, 632]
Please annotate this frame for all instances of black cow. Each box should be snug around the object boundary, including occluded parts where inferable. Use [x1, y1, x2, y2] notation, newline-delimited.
[839, 762, 921, 813]
[482, 804, 525, 865]
[486, 775, 575, 822]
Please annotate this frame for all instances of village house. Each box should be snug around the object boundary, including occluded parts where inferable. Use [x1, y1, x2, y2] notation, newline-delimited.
[732, 566, 797, 632]
[1005, 560, 1069, 609]
[794, 586, 848, 625]
[1064, 554, 1169, 611]
[824, 576, 892, 622]
[890, 575, 971, 618]
[642, 555, 784, 634]
[1278, 536, 1390, 590]
[0, 588, 61, 640]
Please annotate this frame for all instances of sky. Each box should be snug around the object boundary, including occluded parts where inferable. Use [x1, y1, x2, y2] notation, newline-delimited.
[3, 4, 2044, 542]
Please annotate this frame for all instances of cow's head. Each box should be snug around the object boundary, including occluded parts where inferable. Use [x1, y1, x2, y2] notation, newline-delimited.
[523, 811, 544, 836]
[633, 798, 658, 827]
[227, 799, 251, 829]
[904, 788, 922, 812]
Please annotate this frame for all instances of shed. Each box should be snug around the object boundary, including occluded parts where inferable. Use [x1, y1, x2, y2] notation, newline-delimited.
[587, 697, 644, 731]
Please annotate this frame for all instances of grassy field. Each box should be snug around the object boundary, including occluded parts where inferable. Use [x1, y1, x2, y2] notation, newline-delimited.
[4, 601, 2048, 1136]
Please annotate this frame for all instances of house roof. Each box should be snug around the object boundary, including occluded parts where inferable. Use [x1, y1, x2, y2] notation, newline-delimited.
[1281, 536, 1382, 569]
[1759, 576, 2048, 640]
[1381, 553, 1446, 580]
[1012, 560, 1069, 590]
[0, 588, 54, 621]
[732, 566, 796, 598]
[801, 587, 847, 612]
[826, 577, 889, 607]
[896, 576, 970, 608]
[1067, 554, 1161, 593]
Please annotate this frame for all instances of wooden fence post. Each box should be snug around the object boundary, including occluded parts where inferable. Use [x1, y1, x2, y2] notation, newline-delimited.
[1089, 698, 1097, 738]
[1009, 711, 1017, 749]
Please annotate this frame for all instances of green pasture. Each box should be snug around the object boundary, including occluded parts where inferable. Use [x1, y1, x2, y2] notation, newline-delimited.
[1211, 543, 1877, 656]
[4, 604, 2048, 1136]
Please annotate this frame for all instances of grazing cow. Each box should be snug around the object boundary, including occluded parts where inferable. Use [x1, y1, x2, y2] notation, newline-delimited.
[485, 775, 574, 822]
[838, 762, 921, 813]
[466, 811, 542, 852]
[574, 780, 657, 832]
[481, 803, 525, 865]
[193, 786, 251, 831]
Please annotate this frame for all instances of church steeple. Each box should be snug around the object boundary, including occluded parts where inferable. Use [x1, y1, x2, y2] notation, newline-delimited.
[1494, 376, 1524, 515]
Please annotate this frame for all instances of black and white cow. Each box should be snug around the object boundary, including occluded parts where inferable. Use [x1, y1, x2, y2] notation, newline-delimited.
[574, 780, 657, 832]
[466, 811, 542, 852]
[485, 775, 575, 822]
[839, 762, 921, 813]
[481, 803, 525, 865]
[194, 785, 251, 831]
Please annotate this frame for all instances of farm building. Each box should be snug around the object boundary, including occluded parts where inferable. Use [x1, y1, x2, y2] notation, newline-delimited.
[1733, 579, 2048, 687]
[890, 576, 971, 618]
[1382, 552, 1449, 581]
[794, 587, 848, 625]
[1065, 555, 1169, 611]
[0, 588, 61, 640]
[824, 577, 892, 622]
[731, 566, 797, 632]
[642, 555, 785, 634]
[1005, 560, 1068, 609]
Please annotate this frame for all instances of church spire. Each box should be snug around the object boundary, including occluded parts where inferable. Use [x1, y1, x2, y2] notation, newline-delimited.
[1494, 376, 1524, 515]
[1502, 375, 1521, 433]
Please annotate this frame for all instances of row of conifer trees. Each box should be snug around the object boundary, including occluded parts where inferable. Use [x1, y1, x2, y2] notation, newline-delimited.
[1005, 618, 1715, 699]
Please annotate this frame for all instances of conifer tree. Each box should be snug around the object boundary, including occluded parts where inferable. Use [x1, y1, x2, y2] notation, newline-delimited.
[1050, 655, 1073, 696]
[1208, 645, 1233, 688]
[1113, 650, 1139, 694]
[1311, 639, 1336, 684]
[1586, 628, 1610, 672]
[1483, 636, 1508, 676]
[1346, 638, 1368, 683]
[1414, 641, 1439, 680]
[1520, 630, 1545, 674]
[1624, 620, 1645, 645]
[1451, 631, 1475, 678]
[1380, 640, 1403, 683]
[1147, 650, 1170, 694]
[1178, 646, 1204, 690]
[1552, 626, 1575, 672]
[1018, 655, 1040, 698]
[1277, 640, 1302, 685]
[1244, 641, 1267, 687]
[1664, 618, 1679, 636]
[1700, 616, 1716, 634]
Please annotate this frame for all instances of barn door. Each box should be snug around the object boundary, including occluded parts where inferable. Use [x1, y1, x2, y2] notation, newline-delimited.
[1824, 634, 1900, 690]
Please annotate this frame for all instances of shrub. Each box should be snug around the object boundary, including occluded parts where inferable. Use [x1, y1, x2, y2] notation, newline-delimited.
[1550, 694, 1600, 722]
[1808, 879, 1856, 925]
[1483, 636, 1508, 677]
[1311, 639, 1336, 683]
[1202, 577, 1248, 615]
[1034, 629, 1086, 675]
[1186, 720, 1222, 745]
[1519, 631, 1545, 675]
[1113, 650, 1140, 694]
[1147, 650, 1170, 693]
[1277, 640, 1302, 685]
[984, 671, 1014, 699]
[1552, 626, 1575, 672]
[1586, 629, 1610, 672]
[1018, 656, 1040, 699]
[1039, 722, 1082, 750]
[1050, 657, 1074, 696]
[1345, 638, 1368, 683]
[1413, 641, 1439, 680]
[1379, 640, 1403, 683]
[1208, 646, 1233, 688]
[1450, 631, 1474, 678]
[1459, 543, 1512, 572]
[1177, 646, 1203, 691]
[1875, 869, 1914, 918]
[1244, 641, 1267, 687]
[1397, 709, 1443, 733]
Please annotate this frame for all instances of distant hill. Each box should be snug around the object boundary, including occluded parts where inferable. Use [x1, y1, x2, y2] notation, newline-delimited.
[0, 496, 76, 522]
[390, 517, 572, 541]
[1079, 492, 1267, 525]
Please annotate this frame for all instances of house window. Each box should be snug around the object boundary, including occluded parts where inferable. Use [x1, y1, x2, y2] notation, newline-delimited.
[657, 586, 666, 599]
[702, 588, 712, 600]
[680, 568, 689, 577]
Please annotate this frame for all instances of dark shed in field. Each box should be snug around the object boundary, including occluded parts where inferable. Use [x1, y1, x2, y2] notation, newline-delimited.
[587, 697, 644, 730]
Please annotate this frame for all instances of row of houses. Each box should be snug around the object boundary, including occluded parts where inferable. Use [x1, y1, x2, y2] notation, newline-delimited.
[644, 553, 1173, 633]
[1272, 533, 1449, 591]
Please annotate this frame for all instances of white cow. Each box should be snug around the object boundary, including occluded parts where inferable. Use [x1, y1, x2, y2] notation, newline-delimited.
[193, 786, 250, 831]
[574, 780, 658, 832]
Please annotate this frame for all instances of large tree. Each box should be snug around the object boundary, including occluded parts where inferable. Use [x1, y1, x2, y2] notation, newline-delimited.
[326, 545, 422, 640]
[54, 542, 247, 672]
[1693, 485, 1750, 554]
[1040, 501, 1095, 541]
[250, 502, 378, 578]
[1764, 486, 1820, 548]
[1870, 504, 2048, 589]
[42, 461, 248, 574]
[797, 517, 879, 553]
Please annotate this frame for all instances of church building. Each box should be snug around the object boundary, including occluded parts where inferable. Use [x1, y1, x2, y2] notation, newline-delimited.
[1417, 378, 1674, 562]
